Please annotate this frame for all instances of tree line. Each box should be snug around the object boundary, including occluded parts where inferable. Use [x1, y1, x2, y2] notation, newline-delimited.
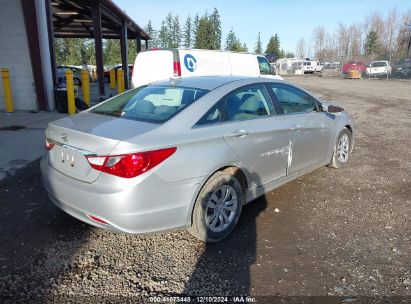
[297, 8, 411, 62]
[55, 8, 292, 66]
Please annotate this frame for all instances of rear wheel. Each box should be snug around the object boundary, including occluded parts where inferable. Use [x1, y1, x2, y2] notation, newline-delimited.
[330, 128, 352, 168]
[189, 172, 243, 243]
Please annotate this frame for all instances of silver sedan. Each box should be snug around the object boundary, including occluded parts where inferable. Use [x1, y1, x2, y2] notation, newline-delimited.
[41, 76, 354, 242]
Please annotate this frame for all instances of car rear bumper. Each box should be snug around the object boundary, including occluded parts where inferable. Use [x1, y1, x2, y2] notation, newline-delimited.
[40, 155, 200, 234]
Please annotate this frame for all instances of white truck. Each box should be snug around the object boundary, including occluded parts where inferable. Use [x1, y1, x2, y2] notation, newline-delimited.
[131, 49, 282, 88]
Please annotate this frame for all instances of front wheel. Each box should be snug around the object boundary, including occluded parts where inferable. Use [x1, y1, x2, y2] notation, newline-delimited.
[330, 128, 352, 168]
[189, 172, 243, 243]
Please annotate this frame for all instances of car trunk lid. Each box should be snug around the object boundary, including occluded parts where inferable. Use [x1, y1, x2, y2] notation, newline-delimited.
[46, 112, 158, 183]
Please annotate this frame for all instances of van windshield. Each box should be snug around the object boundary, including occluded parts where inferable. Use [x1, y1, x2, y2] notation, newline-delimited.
[91, 85, 209, 124]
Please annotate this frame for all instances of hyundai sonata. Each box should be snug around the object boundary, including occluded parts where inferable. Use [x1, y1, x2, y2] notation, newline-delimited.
[41, 76, 354, 242]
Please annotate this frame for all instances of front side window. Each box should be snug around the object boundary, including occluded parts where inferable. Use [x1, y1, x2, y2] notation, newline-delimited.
[197, 85, 275, 125]
[257, 56, 272, 75]
[269, 84, 317, 114]
[92, 85, 209, 124]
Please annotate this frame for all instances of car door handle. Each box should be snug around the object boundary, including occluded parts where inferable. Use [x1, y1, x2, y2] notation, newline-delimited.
[228, 129, 250, 138]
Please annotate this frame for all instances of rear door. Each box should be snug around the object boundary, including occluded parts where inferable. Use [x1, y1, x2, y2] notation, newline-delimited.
[131, 50, 174, 88]
[267, 83, 333, 174]
[196, 84, 290, 186]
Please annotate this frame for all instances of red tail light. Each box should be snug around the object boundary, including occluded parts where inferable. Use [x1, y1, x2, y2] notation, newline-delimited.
[86, 147, 177, 178]
[173, 61, 181, 76]
[45, 138, 55, 151]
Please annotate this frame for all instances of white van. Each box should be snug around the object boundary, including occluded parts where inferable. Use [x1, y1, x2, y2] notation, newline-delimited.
[131, 49, 282, 88]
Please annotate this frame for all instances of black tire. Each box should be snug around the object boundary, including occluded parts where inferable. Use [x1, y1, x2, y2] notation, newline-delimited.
[330, 128, 352, 168]
[73, 78, 81, 86]
[189, 172, 244, 243]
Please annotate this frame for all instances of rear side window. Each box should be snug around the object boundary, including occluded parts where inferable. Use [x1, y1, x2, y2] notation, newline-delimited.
[196, 85, 275, 125]
[92, 85, 209, 124]
[268, 84, 317, 114]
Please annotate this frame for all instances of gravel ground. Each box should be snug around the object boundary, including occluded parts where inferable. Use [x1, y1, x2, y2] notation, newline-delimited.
[0, 76, 410, 303]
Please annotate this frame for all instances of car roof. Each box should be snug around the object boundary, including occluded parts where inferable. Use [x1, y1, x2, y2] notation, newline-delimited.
[152, 75, 255, 90]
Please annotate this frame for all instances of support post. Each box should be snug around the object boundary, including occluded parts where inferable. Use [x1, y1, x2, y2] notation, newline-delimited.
[92, 3, 105, 97]
[21, 0, 48, 111]
[120, 21, 129, 90]
[136, 37, 142, 53]
[145, 40, 148, 50]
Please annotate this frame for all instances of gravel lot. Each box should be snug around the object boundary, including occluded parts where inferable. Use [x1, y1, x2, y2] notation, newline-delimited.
[0, 76, 410, 303]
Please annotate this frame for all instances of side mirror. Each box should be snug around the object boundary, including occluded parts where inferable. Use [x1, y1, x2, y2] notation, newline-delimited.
[326, 105, 344, 113]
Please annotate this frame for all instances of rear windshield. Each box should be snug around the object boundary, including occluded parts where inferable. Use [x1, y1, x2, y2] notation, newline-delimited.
[371, 62, 387, 67]
[91, 85, 209, 123]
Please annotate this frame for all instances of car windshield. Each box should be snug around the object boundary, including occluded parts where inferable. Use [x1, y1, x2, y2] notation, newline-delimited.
[371, 62, 387, 67]
[91, 85, 209, 124]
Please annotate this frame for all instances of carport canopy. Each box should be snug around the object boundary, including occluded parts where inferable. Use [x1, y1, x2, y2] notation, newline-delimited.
[49, 0, 150, 95]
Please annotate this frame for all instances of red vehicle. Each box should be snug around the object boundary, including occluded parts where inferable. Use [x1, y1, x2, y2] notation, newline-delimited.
[342, 61, 367, 75]
[103, 64, 134, 83]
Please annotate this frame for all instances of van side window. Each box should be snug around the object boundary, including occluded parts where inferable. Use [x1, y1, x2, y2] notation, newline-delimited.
[257, 57, 272, 75]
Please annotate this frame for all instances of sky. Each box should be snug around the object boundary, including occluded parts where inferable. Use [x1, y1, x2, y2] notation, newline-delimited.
[114, 0, 411, 54]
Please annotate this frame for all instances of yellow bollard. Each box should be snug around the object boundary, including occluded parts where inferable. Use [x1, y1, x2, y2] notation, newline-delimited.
[65, 70, 75, 115]
[109, 69, 116, 89]
[1, 68, 14, 113]
[81, 69, 90, 106]
[117, 69, 124, 94]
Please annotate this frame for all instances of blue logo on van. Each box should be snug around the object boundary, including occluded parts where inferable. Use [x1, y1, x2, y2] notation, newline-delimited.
[184, 54, 197, 72]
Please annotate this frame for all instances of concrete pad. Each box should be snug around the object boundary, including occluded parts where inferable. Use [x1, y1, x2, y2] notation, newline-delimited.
[0, 111, 66, 180]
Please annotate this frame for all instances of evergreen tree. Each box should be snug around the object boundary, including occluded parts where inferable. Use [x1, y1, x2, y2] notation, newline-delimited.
[241, 43, 248, 53]
[225, 28, 242, 52]
[172, 15, 181, 48]
[104, 39, 121, 66]
[192, 14, 199, 46]
[144, 20, 158, 49]
[285, 51, 295, 58]
[194, 15, 210, 49]
[254, 32, 262, 54]
[209, 8, 222, 50]
[158, 21, 168, 48]
[266, 34, 281, 56]
[182, 15, 192, 48]
[165, 13, 174, 47]
[364, 31, 379, 56]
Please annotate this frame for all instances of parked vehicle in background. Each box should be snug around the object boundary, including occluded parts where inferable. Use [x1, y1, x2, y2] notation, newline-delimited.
[303, 60, 317, 74]
[392, 58, 411, 79]
[321, 63, 341, 77]
[315, 61, 323, 72]
[57, 65, 84, 86]
[131, 49, 282, 88]
[342, 61, 367, 77]
[366, 61, 391, 77]
[41, 76, 354, 243]
[104, 64, 134, 83]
